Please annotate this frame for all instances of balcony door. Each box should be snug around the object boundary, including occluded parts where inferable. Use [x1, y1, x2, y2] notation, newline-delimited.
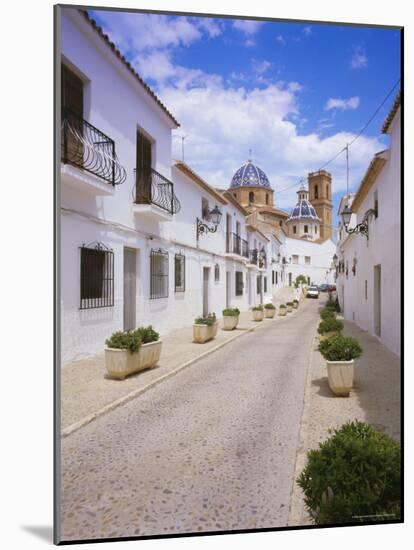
[61, 64, 84, 165]
[136, 130, 152, 204]
[123, 248, 137, 331]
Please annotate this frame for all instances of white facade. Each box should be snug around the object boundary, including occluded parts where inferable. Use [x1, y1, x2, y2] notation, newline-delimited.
[60, 9, 282, 364]
[336, 99, 401, 357]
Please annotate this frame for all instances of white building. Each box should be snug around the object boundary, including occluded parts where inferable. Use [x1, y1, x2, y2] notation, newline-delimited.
[59, 8, 281, 364]
[336, 92, 401, 357]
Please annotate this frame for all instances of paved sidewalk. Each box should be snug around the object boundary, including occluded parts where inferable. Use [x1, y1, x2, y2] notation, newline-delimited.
[61, 286, 298, 434]
[289, 305, 401, 527]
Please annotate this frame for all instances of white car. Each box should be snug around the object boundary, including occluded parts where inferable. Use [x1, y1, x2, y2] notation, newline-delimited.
[306, 285, 319, 299]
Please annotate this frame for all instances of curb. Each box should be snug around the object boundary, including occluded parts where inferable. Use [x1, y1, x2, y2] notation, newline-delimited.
[287, 318, 319, 527]
[62, 302, 303, 438]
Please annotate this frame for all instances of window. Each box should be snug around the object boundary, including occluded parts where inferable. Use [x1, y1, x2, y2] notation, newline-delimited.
[264, 277, 267, 293]
[150, 249, 169, 299]
[80, 243, 114, 309]
[235, 271, 243, 296]
[174, 253, 185, 292]
[249, 191, 255, 203]
[233, 193, 237, 198]
[315, 226, 318, 233]
[279, 220, 283, 227]
[292, 254, 299, 264]
[276, 271, 278, 284]
[272, 270, 275, 285]
[304, 224, 309, 233]
[201, 197, 210, 220]
[326, 184, 329, 199]
[214, 263, 220, 282]
[293, 225, 297, 234]
[266, 193, 269, 205]
[305, 256, 311, 265]
[314, 184, 318, 199]
[257, 276, 262, 295]
[374, 191, 378, 218]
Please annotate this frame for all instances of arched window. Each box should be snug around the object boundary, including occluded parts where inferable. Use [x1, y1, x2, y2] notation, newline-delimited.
[304, 224, 309, 233]
[249, 191, 255, 203]
[266, 193, 269, 205]
[293, 225, 297, 234]
[326, 185, 329, 199]
[279, 220, 283, 227]
[314, 184, 318, 199]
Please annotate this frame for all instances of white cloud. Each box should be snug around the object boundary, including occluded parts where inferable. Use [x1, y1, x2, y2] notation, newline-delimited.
[288, 81, 302, 92]
[350, 47, 368, 69]
[252, 59, 271, 75]
[276, 35, 286, 45]
[232, 19, 264, 36]
[325, 96, 360, 111]
[303, 26, 312, 36]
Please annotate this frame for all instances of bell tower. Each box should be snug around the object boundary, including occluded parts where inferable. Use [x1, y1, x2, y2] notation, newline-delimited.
[308, 170, 333, 242]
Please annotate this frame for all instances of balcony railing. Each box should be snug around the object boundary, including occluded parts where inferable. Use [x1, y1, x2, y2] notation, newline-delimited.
[61, 107, 127, 186]
[134, 168, 181, 215]
[249, 248, 267, 268]
[226, 233, 249, 258]
[241, 239, 249, 259]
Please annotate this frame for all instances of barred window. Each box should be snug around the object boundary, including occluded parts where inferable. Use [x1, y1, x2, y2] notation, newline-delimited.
[80, 242, 114, 309]
[214, 263, 220, 282]
[305, 256, 311, 265]
[272, 270, 275, 285]
[235, 271, 243, 296]
[276, 271, 278, 284]
[150, 249, 169, 299]
[264, 276, 267, 293]
[257, 276, 262, 295]
[174, 253, 185, 292]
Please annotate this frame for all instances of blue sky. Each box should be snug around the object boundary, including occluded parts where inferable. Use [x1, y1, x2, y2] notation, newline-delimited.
[88, 9, 401, 223]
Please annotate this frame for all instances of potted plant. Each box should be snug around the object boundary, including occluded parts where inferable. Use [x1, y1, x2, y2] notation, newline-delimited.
[193, 313, 218, 343]
[318, 318, 344, 340]
[319, 334, 362, 396]
[293, 299, 299, 309]
[320, 307, 336, 321]
[252, 305, 264, 321]
[279, 304, 287, 316]
[286, 301, 293, 313]
[264, 303, 276, 318]
[222, 308, 240, 330]
[105, 326, 161, 380]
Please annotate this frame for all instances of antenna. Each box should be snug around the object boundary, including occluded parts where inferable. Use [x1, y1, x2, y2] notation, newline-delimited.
[173, 134, 187, 162]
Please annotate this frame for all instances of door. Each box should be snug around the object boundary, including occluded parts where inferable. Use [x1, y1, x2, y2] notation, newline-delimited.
[374, 265, 381, 336]
[226, 214, 232, 252]
[203, 267, 210, 317]
[247, 272, 252, 305]
[61, 64, 84, 165]
[123, 248, 137, 331]
[136, 131, 152, 204]
[226, 271, 231, 308]
[288, 272, 292, 286]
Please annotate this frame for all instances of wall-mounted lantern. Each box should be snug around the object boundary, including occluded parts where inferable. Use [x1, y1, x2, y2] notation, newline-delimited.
[340, 203, 378, 240]
[196, 205, 223, 240]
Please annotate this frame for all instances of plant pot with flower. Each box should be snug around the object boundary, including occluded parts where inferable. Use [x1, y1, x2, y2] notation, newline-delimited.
[279, 304, 287, 316]
[193, 313, 218, 343]
[222, 308, 240, 330]
[286, 302, 293, 313]
[293, 299, 299, 309]
[319, 334, 362, 396]
[252, 305, 264, 321]
[264, 303, 276, 318]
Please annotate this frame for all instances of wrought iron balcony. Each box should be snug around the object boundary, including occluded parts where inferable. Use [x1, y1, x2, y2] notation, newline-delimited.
[61, 107, 127, 186]
[249, 248, 258, 265]
[134, 168, 181, 215]
[225, 233, 249, 258]
[241, 239, 249, 259]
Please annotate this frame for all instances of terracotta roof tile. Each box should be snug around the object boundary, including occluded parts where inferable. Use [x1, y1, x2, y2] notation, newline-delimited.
[79, 9, 179, 128]
[382, 91, 401, 133]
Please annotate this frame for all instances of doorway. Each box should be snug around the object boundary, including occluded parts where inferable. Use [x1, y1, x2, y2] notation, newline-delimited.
[203, 267, 210, 317]
[226, 271, 231, 308]
[374, 264, 381, 337]
[123, 248, 137, 331]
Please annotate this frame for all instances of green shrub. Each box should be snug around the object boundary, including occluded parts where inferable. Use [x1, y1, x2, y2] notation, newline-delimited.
[295, 274, 307, 286]
[318, 318, 344, 335]
[319, 333, 362, 361]
[320, 308, 336, 321]
[286, 301, 293, 306]
[134, 325, 159, 344]
[195, 312, 216, 326]
[325, 302, 337, 311]
[105, 330, 142, 353]
[252, 305, 263, 311]
[279, 304, 286, 309]
[297, 421, 401, 525]
[264, 303, 275, 309]
[222, 308, 240, 316]
[293, 299, 299, 304]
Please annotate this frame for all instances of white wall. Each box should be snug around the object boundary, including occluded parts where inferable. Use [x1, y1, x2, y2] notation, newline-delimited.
[337, 109, 400, 356]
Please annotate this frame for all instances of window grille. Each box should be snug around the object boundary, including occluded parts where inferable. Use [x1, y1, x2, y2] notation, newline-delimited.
[257, 276, 262, 295]
[235, 271, 243, 296]
[80, 242, 114, 309]
[264, 277, 267, 293]
[214, 263, 220, 282]
[276, 271, 278, 284]
[150, 248, 169, 299]
[174, 253, 185, 292]
[272, 270, 275, 285]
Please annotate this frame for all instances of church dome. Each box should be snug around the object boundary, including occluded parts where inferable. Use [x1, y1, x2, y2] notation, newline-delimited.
[230, 160, 271, 189]
[287, 184, 320, 222]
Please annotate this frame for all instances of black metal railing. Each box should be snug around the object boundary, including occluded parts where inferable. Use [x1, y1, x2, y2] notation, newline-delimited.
[241, 239, 249, 258]
[61, 107, 127, 186]
[226, 233, 249, 258]
[134, 168, 181, 215]
[232, 233, 241, 255]
[249, 248, 258, 265]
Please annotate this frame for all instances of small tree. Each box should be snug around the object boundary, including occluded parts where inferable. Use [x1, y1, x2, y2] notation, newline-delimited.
[295, 274, 307, 286]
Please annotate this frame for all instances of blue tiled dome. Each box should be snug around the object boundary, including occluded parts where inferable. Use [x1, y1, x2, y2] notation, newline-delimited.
[288, 184, 320, 221]
[230, 160, 271, 189]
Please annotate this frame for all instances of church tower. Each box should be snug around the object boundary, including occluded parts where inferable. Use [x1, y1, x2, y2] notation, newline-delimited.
[308, 170, 333, 242]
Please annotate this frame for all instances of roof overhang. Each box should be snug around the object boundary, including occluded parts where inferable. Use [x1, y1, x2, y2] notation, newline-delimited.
[174, 161, 227, 205]
[351, 150, 388, 213]
[382, 91, 401, 134]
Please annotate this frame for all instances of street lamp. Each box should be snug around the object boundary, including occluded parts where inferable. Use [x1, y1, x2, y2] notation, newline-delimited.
[332, 254, 338, 268]
[340, 203, 378, 240]
[196, 205, 223, 240]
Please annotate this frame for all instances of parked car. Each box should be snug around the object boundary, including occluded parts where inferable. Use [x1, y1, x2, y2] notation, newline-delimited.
[307, 286, 320, 299]
[328, 284, 337, 292]
[319, 284, 329, 292]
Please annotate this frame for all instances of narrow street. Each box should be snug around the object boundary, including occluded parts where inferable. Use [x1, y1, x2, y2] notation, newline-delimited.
[61, 298, 320, 541]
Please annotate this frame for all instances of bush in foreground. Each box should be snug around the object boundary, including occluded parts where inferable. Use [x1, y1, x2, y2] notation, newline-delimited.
[297, 421, 401, 525]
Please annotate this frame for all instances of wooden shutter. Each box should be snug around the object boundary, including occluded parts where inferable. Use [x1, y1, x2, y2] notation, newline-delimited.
[61, 64, 84, 164]
[61, 64, 83, 116]
[136, 131, 152, 203]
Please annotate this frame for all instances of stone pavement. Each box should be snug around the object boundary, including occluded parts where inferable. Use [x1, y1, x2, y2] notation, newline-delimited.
[288, 298, 401, 527]
[61, 286, 298, 434]
[60, 291, 318, 541]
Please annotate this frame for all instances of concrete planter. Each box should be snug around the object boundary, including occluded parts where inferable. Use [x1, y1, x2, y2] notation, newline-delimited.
[279, 308, 287, 316]
[105, 340, 162, 380]
[264, 308, 276, 318]
[252, 309, 264, 321]
[293, 302, 299, 309]
[286, 304, 293, 313]
[223, 315, 239, 330]
[326, 359, 354, 397]
[193, 322, 217, 343]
